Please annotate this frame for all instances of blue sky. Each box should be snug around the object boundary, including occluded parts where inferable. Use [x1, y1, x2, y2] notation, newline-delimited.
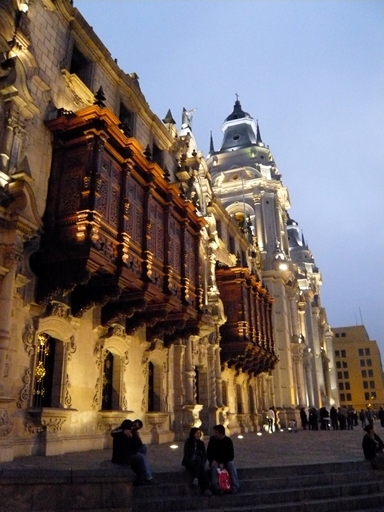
[74, 0, 384, 352]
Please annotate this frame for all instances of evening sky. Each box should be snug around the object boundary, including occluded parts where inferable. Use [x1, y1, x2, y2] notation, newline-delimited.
[74, 0, 384, 353]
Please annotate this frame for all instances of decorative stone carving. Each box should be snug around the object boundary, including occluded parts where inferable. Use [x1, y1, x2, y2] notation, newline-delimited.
[50, 301, 70, 318]
[141, 384, 147, 413]
[26, 408, 69, 433]
[64, 374, 72, 408]
[141, 354, 149, 376]
[42, 416, 66, 432]
[25, 421, 44, 434]
[91, 378, 100, 410]
[0, 409, 12, 436]
[61, 69, 94, 107]
[97, 411, 133, 432]
[66, 335, 76, 361]
[122, 383, 128, 410]
[17, 367, 31, 408]
[22, 323, 35, 356]
[94, 340, 104, 369]
[122, 350, 129, 372]
[109, 323, 125, 338]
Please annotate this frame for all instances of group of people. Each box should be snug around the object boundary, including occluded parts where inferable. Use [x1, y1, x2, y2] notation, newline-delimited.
[182, 424, 240, 495]
[299, 406, 384, 431]
[111, 419, 240, 495]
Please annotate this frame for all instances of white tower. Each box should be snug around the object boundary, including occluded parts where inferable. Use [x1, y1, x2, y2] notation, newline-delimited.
[207, 99, 315, 420]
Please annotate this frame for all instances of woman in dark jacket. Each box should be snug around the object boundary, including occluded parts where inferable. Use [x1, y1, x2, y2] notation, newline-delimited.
[182, 427, 211, 495]
[362, 424, 384, 469]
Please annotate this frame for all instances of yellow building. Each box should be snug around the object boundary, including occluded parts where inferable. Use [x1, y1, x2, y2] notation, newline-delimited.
[333, 326, 384, 412]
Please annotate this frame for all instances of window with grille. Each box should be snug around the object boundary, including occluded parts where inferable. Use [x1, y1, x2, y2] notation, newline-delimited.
[33, 333, 64, 408]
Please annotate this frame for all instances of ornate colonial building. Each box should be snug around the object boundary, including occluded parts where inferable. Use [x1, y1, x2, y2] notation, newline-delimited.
[207, 100, 338, 421]
[0, 0, 334, 462]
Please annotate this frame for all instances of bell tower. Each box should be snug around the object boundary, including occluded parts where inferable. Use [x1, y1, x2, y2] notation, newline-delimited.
[207, 98, 306, 420]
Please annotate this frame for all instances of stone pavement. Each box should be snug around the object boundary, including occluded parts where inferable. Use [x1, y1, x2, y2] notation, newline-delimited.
[0, 423, 376, 474]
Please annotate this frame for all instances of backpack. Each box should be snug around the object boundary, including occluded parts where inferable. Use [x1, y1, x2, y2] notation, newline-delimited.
[217, 468, 231, 492]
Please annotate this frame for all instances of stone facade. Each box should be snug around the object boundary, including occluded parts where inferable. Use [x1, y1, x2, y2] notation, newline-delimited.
[0, 0, 334, 462]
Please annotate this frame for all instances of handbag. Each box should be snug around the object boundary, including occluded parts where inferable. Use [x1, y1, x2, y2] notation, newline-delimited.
[217, 468, 231, 492]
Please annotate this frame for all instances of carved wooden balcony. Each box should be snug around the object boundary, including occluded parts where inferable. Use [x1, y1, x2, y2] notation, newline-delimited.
[216, 267, 277, 375]
[31, 105, 205, 338]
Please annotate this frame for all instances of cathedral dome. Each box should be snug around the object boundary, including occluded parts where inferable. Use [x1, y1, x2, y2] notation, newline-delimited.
[224, 99, 251, 122]
[287, 216, 298, 226]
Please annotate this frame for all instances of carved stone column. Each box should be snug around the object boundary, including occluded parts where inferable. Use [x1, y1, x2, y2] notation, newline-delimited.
[292, 345, 306, 407]
[0, 251, 19, 396]
[185, 337, 194, 405]
[214, 345, 223, 407]
[304, 349, 316, 407]
[172, 340, 186, 439]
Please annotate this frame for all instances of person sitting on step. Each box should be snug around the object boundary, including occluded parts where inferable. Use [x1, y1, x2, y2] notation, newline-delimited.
[111, 419, 157, 485]
[182, 427, 211, 496]
[207, 424, 240, 495]
[362, 424, 384, 470]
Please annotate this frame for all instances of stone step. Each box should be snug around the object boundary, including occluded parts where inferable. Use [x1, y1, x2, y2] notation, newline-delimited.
[151, 463, 372, 489]
[132, 465, 384, 512]
[179, 492, 384, 512]
[135, 465, 379, 497]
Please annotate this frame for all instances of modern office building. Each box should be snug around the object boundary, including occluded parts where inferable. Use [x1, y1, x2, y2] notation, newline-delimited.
[333, 326, 384, 411]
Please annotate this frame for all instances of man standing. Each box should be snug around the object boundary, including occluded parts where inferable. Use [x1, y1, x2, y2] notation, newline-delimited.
[207, 424, 240, 495]
[111, 419, 157, 485]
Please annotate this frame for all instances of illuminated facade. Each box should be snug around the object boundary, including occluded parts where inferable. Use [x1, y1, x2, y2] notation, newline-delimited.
[207, 101, 338, 421]
[0, 0, 334, 462]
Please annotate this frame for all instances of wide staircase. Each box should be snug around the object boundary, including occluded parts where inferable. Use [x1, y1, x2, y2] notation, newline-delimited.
[133, 461, 384, 512]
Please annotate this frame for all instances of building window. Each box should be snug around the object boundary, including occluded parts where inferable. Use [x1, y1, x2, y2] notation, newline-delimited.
[148, 361, 161, 412]
[70, 44, 93, 88]
[341, 350, 346, 357]
[119, 102, 134, 137]
[343, 371, 349, 379]
[152, 142, 163, 168]
[365, 392, 370, 400]
[248, 386, 256, 415]
[368, 370, 374, 377]
[358, 349, 364, 356]
[33, 333, 64, 408]
[340, 393, 345, 401]
[342, 361, 348, 368]
[222, 381, 228, 406]
[362, 370, 367, 378]
[345, 382, 350, 390]
[337, 371, 342, 380]
[346, 393, 352, 401]
[335, 333, 340, 338]
[195, 367, 200, 404]
[335, 350, 340, 357]
[229, 236, 235, 254]
[370, 381, 375, 389]
[371, 392, 377, 399]
[363, 381, 368, 389]
[367, 359, 372, 366]
[365, 348, 371, 356]
[336, 361, 341, 369]
[339, 383, 344, 391]
[216, 220, 222, 239]
[102, 349, 122, 410]
[341, 333, 346, 338]
[360, 360, 366, 367]
[236, 384, 244, 414]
